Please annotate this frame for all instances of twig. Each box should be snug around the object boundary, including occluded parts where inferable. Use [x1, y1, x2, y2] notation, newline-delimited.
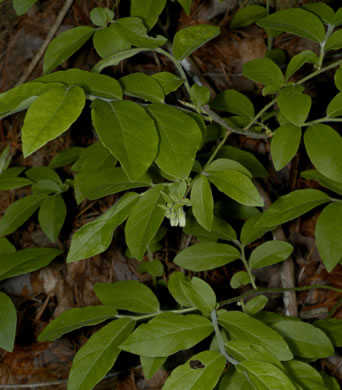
[0, 380, 66, 389]
[15, 0, 74, 86]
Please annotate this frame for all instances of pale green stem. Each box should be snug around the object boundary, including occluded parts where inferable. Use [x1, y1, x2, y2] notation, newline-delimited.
[318, 24, 334, 69]
[239, 244, 257, 289]
[116, 307, 197, 321]
[304, 117, 342, 126]
[211, 309, 238, 365]
[244, 98, 277, 131]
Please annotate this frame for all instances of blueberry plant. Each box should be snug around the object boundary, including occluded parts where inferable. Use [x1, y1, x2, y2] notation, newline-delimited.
[2, 0, 342, 389]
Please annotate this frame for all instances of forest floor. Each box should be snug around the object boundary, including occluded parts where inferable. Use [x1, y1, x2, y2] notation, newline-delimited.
[1, 0, 342, 388]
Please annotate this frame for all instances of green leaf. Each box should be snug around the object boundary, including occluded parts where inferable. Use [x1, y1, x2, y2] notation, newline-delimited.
[169, 272, 216, 314]
[191, 175, 213, 231]
[332, 8, 342, 27]
[163, 351, 226, 390]
[13, 0, 37, 15]
[244, 296, 268, 315]
[116, 17, 167, 48]
[334, 66, 342, 91]
[0, 145, 11, 173]
[207, 169, 264, 207]
[72, 142, 116, 173]
[256, 189, 330, 228]
[243, 58, 284, 88]
[184, 215, 237, 242]
[26, 166, 61, 183]
[303, 3, 335, 25]
[178, 0, 192, 16]
[93, 24, 131, 58]
[257, 8, 325, 43]
[78, 167, 151, 200]
[190, 84, 210, 110]
[49, 147, 84, 169]
[38, 305, 118, 341]
[218, 310, 293, 361]
[225, 340, 283, 370]
[217, 146, 267, 178]
[119, 73, 164, 103]
[249, 240, 293, 269]
[277, 85, 311, 126]
[237, 360, 296, 390]
[210, 90, 254, 119]
[0, 194, 48, 237]
[92, 99, 158, 181]
[173, 24, 220, 61]
[271, 124, 301, 170]
[0, 292, 16, 352]
[152, 72, 184, 95]
[147, 104, 201, 179]
[37, 68, 122, 100]
[38, 195, 66, 242]
[304, 124, 342, 183]
[0, 176, 32, 191]
[326, 30, 342, 51]
[321, 372, 340, 390]
[283, 360, 326, 390]
[327, 92, 342, 117]
[130, 0, 166, 31]
[230, 271, 252, 289]
[270, 320, 334, 358]
[314, 318, 342, 347]
[68, 318, 135, 390]
[94, 280, 160, 313]
[43, 26, 95, 74]
[0, 237, 16, 255]
[174, 242, 241, 271]
[92, 48, 149, 73]
[90, 7, 110, 27]
[141, 356, 166, 379]
[125, 186, 165, 260]
[22, 86, 85, 157]
[0, 247, 62, 281]
[119, 313, 213, 357]
[230, 5, 267, 29]
[219, 369, 255, 390]
[301, 169, 342, 196]
[31, 179, 66, 195]
[285, 50, 318, 80]
[67, 192, 138, 263]
[0, 82, 63, 119]
[316, 202, 342, 272]
[207, 158, 252, 178]
[240, 214, 272, 245]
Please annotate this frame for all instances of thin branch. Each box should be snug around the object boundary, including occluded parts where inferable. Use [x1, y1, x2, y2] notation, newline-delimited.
[15, 0, 74, 86]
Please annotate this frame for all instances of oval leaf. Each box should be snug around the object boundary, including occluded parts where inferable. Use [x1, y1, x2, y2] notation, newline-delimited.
[327, 92, 342, 118]
[173, 24, 220, 61]
[249, 240, 294, 269]
[125, 186, 165, 260]
[191, 175, 214, 231]
[256, 189, 330, 228]
[210, 89, 255, 119]
[230, 5, 267, 29]
[22, 86, 85, 157]
[38, 305, 118, 341]
[304, 124, 342, 183]
[119, 72, 164, 103]
[174, 242, 241, 271]
[270, 320, 334, 358]
[257, 8, 325, 43]
[271, 124, 301, 170]
[94, 280, 160, 313]
[68, 318, 135, 390]
[67, 192, 138, 263]
[218, 310, 293, 361]
[147, 104, 201, 179]
[43, 26, 95, 74]
[316, 202, 342, 272]
[38, 195, 66, 242]
[92, 100, 158, 181]
[130, 0, 167, 31]
[243, 58, 284, 88]
[277, 85, 311, 126]
[0, 292, 16, 352]
[119, 313, 213, 357]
